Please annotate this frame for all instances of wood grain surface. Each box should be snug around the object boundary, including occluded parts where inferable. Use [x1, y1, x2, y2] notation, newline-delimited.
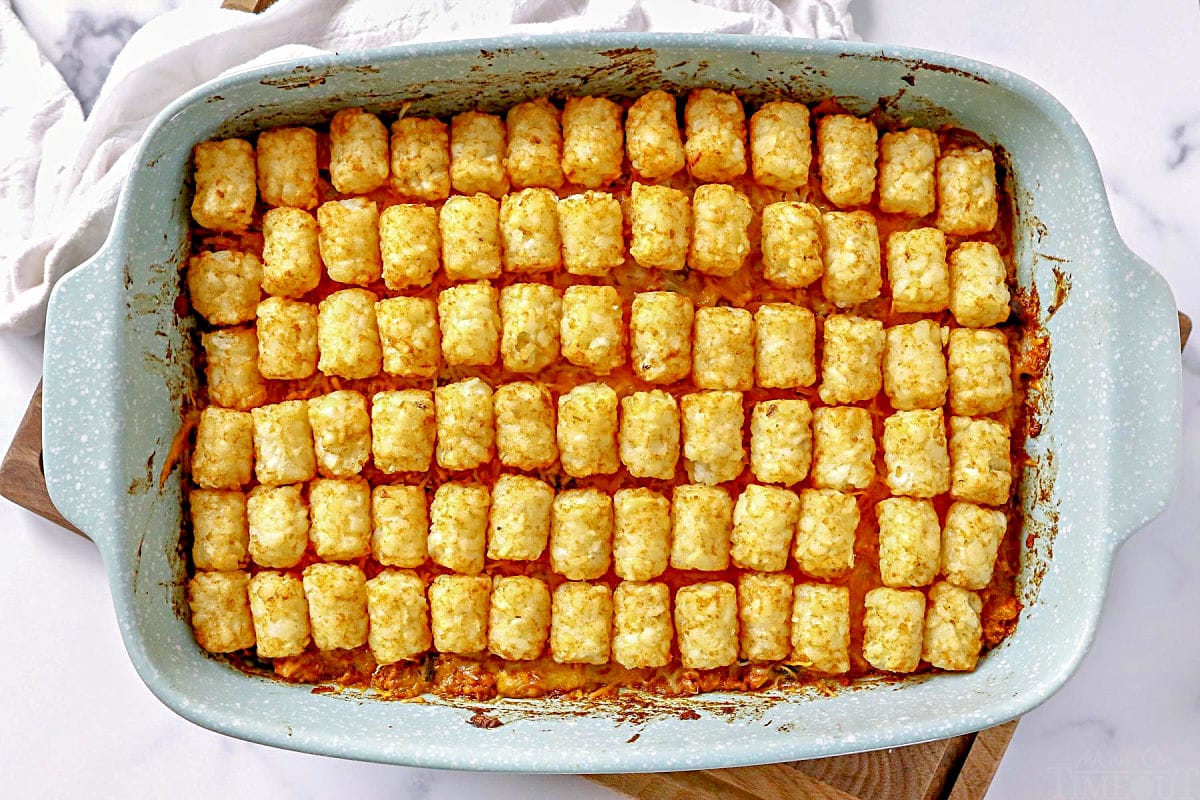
[589, 723, 1020, 800]
[0, 383, 82, 536]
[220, 0, 278, 11]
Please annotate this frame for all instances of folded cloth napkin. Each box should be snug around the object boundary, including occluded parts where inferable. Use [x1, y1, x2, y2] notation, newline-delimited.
[0, 0, 855, 335]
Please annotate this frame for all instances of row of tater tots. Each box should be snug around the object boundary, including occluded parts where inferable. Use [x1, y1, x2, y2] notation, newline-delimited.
[189, 197, 1006, 320]
[192, 92, 997, 237]
[198, 290, 1012, 407]
[191, 568, 984, 674]
[193, 467, 1007, 589]
[193, 384, 1011, 499]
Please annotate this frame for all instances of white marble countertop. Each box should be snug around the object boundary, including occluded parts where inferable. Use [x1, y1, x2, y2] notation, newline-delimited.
[1, 1, 1197, 798]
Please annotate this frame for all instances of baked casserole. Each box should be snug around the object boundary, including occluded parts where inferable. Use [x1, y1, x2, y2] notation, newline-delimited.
[181, 87, 1035, 700]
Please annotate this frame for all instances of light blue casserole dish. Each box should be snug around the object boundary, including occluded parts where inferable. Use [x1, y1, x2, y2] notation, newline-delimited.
[41, 33, 1182, 772]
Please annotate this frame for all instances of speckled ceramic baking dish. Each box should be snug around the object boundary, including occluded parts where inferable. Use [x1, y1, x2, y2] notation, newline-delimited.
[41, 33, 1181, 772]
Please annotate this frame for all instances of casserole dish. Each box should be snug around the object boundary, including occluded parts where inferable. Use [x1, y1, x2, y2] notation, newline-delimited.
[41, 33, 1182, 772]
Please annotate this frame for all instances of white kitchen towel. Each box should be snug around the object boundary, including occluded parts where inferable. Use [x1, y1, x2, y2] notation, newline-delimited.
[0, 0, 855, 335]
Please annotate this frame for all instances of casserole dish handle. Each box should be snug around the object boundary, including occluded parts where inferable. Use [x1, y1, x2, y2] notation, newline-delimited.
[42, 242, 126, 545]
[1102, 246, 1183, 548]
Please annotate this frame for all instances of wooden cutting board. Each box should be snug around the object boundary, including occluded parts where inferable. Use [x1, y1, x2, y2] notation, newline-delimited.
[0, 311, 1190, 799]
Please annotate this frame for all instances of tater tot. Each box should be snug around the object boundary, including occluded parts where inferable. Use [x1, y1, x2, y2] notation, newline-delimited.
[624, 91, 683, 180]
[878, 128, 939, 216]
[674, 581, 738, 669]
[189, 570, 255, 652]
[492, 382, 557, 470]
[307, 390, 371, 478]
[619, 390, 680, 480]
[947, 328, 1013, 416]
[389, 116, 450, 201]
[750, 101, 812, 191]
[558, 191, 624, 276]
[500, 188, 562, 273]
[187, 250, 262, 326]
[883, 409, 950, 498]
[191, 138, 255, 232]
[247, 484, 308, 568]
[435, 379, 495, 471]
[612, 581, 673, 668]
[738, 571, 794, 661]
[684, 89, 746, 182]
[936, 148, 998, 235]
[821, 210, 882, 307]
[949, 416, 1012, 506]
[761, 202, 823, 288]
[428, 481, 490, 575]
[192, 407, 253, 489]
[949, 241, 1011, 328]
[256, 126, 318, 209]
[439, 193, 502, 280]
[302, 562, 369, 651]
[379, 204, 441, 289]
[883, 319, 948, 410]
[692, 306, 754, 390]
[877, 497, 941, 587]
[437, 281, 500, 366]
[308, 477, 372, 561]
[754, 303, 816, 389]
[681, 390, 745, 485]
[817, 114, 877, 208]
[329, 108, 389, 194]
[499, 283, 561, 374]
[505, 97, 565, 189]
[731, 484, 800, 572]
[487, 474, 554, 561]
[922, 581, 983, 670]
[429, 574, 491, 654]
[630, 291, 693, 384]
[248, 571, 310, 658]
[789, 583, 850, 674]
[862, 587, 926, 673]
[550, 489, 613, 580]
[794, 488, 858, 579]
[750, 399, 813, 486]
[629, 182, 692, 271]
[367, 569, 432, 664]
[489, 576, 552, 660]
[318, 198, 382, 286]
[190, 489, 248, 571]
[372, 389, 435, 474]
[811, 406, 875, 491]
[376, 296, 440, 378]
[670, 484, 733, 572]
[819, 314, 884, 405]
[560, 285, 625, 374]
[613, 488, 671, 582]
[261, 207, 321, 298]
[941, 501, 1008, 590]
[557, 382, 618, 478]
[449, 111, 508, 197]
[255, 297, 318, 380]
[887, 227, 949, 314]
[203, 328, 266, 411]
[251, 400, 316, 487]
[688, 183, 753, 277]
[561, 96, 624, 188]
[371, 484, 428, 568]
[551, 582, 613, 665]
[317, 288, 382, 379]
